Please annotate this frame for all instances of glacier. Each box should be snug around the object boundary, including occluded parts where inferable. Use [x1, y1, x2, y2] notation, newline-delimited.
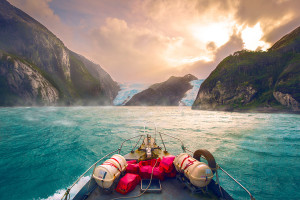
[113, 83, 149, 105]
[180, 79, 204, 106]
[113, 80, 204, 106]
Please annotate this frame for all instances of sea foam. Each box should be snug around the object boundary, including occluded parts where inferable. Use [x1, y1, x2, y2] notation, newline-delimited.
[42, 176, 90, 200]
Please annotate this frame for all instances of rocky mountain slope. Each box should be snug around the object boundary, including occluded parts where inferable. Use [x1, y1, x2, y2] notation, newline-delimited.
[192, 26, 300, 113]
[0, 0, 119, 106]
[125, 74, 197, 106]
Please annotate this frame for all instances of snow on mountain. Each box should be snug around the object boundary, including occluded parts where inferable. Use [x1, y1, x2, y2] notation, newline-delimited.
[180, 79, 204, 106]
[113, 83, 149, 105]
[114, 79, 203, 106]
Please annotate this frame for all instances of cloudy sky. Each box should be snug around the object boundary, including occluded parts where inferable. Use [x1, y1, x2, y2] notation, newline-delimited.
[8, 0, 300, 83]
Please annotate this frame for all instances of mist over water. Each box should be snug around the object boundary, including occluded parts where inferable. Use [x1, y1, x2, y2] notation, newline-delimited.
[0, 107, 299, 200]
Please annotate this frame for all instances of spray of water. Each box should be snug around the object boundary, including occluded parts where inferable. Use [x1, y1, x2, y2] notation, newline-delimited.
[42, 176, 90, 200]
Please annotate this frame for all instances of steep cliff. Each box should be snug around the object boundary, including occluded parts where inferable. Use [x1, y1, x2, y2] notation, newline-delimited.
[192, 26, 300, 113]
[72, 52, 120, 102]
[0, 0, 119, 106]
[0, 51, 59, 105]
[125, 74, 197, 106]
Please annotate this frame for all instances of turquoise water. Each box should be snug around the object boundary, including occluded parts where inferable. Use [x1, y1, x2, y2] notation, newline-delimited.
[0, 107, 299, 200]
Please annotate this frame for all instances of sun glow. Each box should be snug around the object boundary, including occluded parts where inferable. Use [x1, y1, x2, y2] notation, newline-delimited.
[166, 56, 211, 67]
[190, 22, 233, 48]
[163, 36, 213, 68]
[241, 23, 270, 51]
[164, 21, 234, 68]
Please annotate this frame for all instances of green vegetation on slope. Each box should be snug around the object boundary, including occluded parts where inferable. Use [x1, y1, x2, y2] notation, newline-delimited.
[193, 26, 300, 112]
[69, 52, 108, 105]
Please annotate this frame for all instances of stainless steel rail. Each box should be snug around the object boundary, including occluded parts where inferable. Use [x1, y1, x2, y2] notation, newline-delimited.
[118, 135, 144, 154]
[184, 147, 194, 154]
[61, 131, 255, 200]
[157, 131, 255, 200]
[61, 135, 144, 200]
[158, 132, 186, 152]
[158, 131, 167, 152]
[61, 148, 120, 200]
[130, 135, 144, 153]
[219, 166, 256, 200]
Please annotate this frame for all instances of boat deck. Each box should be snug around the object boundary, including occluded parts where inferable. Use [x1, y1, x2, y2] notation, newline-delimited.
[85, 177, 219, 200]
[72, 138, 234, 200]
[123, 148, 171, 161]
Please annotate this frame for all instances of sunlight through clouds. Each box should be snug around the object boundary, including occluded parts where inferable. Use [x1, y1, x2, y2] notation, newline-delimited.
[241, 23, 271, 50]
[166, 56, 211, 68]
[7, 0, 300, 82]
[190, 21, 234, 48]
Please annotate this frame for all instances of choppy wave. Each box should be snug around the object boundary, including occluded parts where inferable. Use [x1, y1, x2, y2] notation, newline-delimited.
[53, 120, 76, 127]
[42, 176, 90, 200]
[0, 107, 299, 200]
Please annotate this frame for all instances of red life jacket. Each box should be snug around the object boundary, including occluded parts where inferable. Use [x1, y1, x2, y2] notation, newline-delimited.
[126, 163, 139, 174]
[116, 173, 141, 195]
[165, 167, 177, 178]
[139, 165, 152, 179]
[160, 155, 176, 173]
[149, 166, 165, 181]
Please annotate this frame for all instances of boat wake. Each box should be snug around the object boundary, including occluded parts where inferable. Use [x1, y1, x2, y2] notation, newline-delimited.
[42, 176, 90, 200]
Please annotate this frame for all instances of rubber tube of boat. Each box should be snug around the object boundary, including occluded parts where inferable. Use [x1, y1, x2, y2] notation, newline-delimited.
[174, 153, 214, 187]
[93, 154, 127, 189]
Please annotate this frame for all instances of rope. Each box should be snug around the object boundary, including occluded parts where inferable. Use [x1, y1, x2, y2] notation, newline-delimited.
[111, 158, 159, 200]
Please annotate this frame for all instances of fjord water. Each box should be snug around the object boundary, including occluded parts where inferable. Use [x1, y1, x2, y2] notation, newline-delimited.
[0, 107, 299, 200]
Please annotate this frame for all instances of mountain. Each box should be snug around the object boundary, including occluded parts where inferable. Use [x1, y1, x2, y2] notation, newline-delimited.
[192, 26, 300, 113]
[0, 0, 119, 106]
[125, 74, 197, 106]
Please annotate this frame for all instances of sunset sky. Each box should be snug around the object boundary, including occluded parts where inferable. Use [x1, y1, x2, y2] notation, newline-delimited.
[8, 0, 300, 83]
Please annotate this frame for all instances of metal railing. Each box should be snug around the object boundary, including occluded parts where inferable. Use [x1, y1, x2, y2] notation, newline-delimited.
[61, 131, 255, 200]
[158, 132, 186, 152]
[157, 131, 255, 200]
[61, 148, 120, 200]
[219, 166, 256, 200]
[61, 135, 144, 200]
[118, 135, 144, 154]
